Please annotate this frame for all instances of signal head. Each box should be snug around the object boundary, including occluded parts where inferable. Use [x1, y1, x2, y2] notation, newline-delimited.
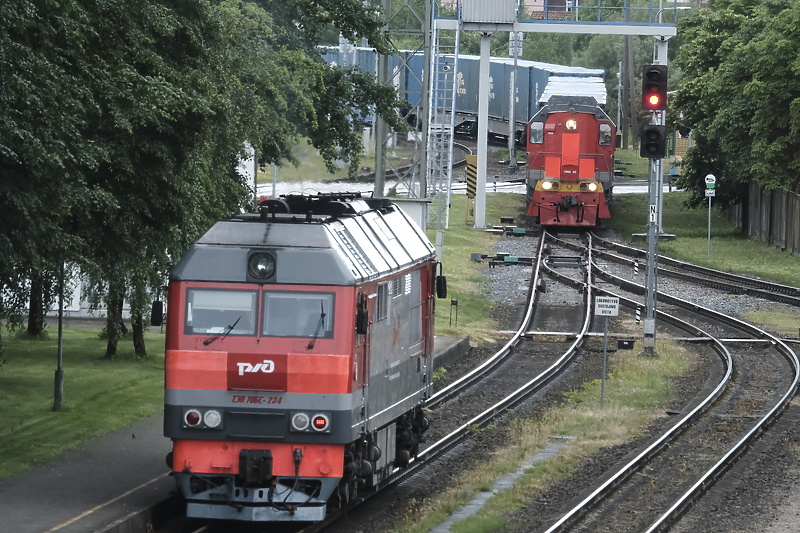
[642, 64, 668, 111]
[639, 124, 667, 159]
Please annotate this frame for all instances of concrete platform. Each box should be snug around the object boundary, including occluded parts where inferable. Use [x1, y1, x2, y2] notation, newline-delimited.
[0, 414, 176, 533]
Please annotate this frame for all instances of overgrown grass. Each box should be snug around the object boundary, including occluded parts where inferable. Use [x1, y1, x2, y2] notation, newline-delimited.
[614, 147, 651, 180]
[0, 327, 164, 480]
[392, 340, 693, 533]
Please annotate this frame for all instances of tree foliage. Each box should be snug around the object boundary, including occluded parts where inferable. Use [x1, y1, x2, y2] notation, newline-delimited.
[673, 0, 800, 208]
[0, 0, 406, 355]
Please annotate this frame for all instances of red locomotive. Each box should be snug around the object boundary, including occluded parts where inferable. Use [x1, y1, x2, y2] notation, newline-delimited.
[161, 193, 445, 521]
[526, 95, 616, 227]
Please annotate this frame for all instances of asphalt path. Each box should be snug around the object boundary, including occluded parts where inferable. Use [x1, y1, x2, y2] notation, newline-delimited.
[0, 413, 173, 533]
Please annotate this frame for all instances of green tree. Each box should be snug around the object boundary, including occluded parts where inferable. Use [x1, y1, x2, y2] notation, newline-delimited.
[673, 0, 800, 208]
[0, 0, 95, 337]
[1, 0, 407, 358]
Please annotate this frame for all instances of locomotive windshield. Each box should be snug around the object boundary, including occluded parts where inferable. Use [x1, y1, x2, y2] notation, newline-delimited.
[530, 121, 544, 144]
[185, 289, 257, 336]
[183, 288, 335, 340]
[263, 292, 334, 339]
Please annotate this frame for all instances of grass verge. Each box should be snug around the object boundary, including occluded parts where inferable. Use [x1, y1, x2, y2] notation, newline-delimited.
[614, 147, 652, 180]
[610, 191, 800, 288]
[392, 339, 693, 533]
[430, 193, 529, 345]
[0, 327, 164, 480]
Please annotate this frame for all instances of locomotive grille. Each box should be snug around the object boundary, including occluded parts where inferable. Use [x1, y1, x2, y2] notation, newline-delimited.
[335, 227, 376, 276]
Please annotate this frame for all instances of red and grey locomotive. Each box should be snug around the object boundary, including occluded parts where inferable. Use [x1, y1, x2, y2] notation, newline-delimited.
[526, 95, 616, 227]
[162, 193, 443, 521]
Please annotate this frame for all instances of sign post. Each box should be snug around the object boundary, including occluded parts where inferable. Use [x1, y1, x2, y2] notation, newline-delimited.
[705, 174, 716, 257]
[595, 296, 620, 408]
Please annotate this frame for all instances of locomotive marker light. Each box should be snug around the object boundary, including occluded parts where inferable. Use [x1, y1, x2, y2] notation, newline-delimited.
[311, 414, 330, 432]
[185, 409, 202, 427]
[642, 64, 668, 111]
[203, 410, 222, 428]
[291, 412, 310, 431]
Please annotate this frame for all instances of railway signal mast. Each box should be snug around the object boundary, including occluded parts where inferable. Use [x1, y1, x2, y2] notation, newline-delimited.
[639, 63, 668, 356]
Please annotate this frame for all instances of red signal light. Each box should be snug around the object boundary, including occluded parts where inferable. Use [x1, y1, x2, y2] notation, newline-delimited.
[311, 414, 329, 431]
[184, 409, 201, 426]
[642, 65, 668, 111]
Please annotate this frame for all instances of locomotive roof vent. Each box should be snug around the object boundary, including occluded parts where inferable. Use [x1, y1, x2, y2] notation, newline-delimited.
[256, 192, 394, 224]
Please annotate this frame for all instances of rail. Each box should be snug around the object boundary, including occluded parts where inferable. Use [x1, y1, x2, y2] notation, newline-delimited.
[539, 244, 800, 531]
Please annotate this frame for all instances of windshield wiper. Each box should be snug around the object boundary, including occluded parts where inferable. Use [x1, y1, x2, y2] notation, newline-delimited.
[203, 316, 241, 346]
[307, 302, 326, 350]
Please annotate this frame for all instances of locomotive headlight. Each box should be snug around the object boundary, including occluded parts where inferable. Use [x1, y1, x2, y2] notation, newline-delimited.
[291, 412, 310, 431]
[248, 252, 275, 280]
[542, 181, 553, 190]
[203, 409, 222, 428]
[587, 182, 598, 192]
[565, 119, 578, 131]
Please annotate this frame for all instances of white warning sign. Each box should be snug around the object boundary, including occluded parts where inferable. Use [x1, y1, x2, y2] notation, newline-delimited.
[595, 296, 620, 317]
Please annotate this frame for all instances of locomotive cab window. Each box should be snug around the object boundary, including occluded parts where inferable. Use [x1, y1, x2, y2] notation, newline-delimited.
[184, 289, 256, 336]
[599, 123, 612, 146]
[530, 121, 544, 144]
[263, 291, 335, 339]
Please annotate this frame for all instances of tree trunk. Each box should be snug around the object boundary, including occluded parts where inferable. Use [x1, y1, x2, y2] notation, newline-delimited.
[132, 311, 147, 357]
[27, 272, 46, 336]
[103, 286, 125, 359]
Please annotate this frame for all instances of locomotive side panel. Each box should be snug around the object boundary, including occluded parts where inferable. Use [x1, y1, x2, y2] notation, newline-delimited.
[366, 267, 429, 431]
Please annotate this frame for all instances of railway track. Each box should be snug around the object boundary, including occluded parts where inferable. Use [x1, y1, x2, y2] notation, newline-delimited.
[536, 230, 800, 532]
[590, 233, 800, 306]
[313, 231, 595, 533]
[161, 230, 799, 533]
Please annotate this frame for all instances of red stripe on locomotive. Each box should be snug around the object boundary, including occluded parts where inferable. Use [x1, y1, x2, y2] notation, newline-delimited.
[172, 441, 344, 478]
[166, 350, 353, 394]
